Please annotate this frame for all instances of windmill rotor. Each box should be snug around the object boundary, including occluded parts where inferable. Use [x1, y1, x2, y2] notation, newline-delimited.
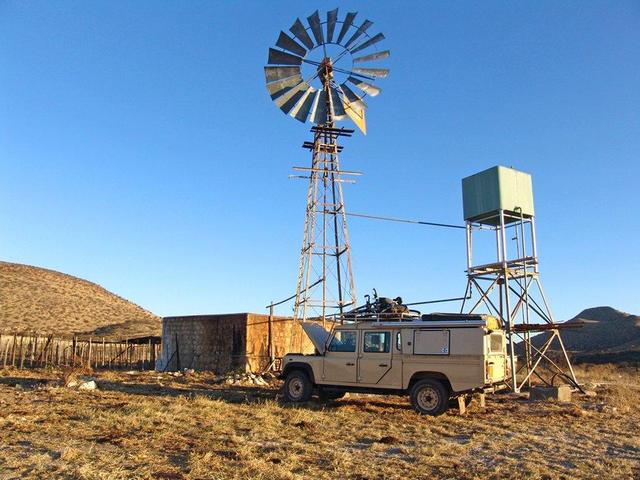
[264, 8, 390, 134]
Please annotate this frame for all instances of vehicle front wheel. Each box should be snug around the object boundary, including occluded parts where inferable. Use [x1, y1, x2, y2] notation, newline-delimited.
[410, 379, 449, 416]
[283, 370, 313, 403]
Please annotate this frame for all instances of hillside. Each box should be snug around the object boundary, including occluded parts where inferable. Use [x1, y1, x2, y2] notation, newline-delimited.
[0, 262, 160, 339]
[530, 306, 640, 364]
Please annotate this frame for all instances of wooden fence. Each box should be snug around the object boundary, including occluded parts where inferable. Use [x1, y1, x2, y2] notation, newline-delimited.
[0, 333, 160, 370]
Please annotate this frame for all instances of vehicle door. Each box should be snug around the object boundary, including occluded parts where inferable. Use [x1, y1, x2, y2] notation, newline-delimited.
[323, 330, 358, 383]
[357, 330, 400, 387]
[486, 331, 507, 382]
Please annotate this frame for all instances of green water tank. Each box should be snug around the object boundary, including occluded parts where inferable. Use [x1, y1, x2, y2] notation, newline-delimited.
[462, 166, 534, 224]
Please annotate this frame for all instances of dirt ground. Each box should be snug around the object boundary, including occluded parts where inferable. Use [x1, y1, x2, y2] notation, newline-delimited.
[0, 364, 638, 480]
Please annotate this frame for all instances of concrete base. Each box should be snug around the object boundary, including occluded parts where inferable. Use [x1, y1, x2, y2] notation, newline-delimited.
[529, 385, 572, 402]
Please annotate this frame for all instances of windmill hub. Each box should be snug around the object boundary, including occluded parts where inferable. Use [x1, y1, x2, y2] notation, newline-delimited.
[318, 58, 334, 84]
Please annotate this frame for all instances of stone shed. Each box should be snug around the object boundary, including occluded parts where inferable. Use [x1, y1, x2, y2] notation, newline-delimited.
[156, 313, 316, 373]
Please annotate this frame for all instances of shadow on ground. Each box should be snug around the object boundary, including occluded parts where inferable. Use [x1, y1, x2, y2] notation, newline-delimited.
[0, 374, 413, 412]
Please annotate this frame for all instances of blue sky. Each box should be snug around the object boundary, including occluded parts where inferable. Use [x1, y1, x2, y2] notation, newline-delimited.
[1, 1, 638, 320]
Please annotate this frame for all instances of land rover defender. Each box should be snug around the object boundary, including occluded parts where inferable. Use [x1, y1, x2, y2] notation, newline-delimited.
[280, 310, 508, 416]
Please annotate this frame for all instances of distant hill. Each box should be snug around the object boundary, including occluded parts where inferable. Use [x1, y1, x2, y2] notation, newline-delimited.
[0, 262, 161, 340]
[528, 307, 640, 364]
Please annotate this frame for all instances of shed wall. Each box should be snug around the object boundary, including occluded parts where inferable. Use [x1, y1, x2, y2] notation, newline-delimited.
[157, 314, 247, 372]
[245, 314, 316, 371]
[157, 313, 317, 373]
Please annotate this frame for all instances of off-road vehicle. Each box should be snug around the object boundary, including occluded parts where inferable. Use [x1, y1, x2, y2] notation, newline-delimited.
[280, 297, 508, 415]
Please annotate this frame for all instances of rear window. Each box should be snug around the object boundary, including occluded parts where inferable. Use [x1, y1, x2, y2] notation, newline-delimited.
[490, 333, 503, 352]
[363, 332, 390, 353]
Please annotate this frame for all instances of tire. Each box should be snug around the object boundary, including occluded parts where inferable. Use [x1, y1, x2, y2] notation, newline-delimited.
[318, 387, 346, 401]
[283, 370, 313, 403]
[410, 379, 449, 416]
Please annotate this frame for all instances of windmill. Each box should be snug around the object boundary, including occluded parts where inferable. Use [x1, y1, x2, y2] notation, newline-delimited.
[264, 9, 389, 324]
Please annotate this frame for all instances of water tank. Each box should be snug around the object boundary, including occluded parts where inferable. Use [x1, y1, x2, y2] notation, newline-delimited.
[462, 166, 534, 225]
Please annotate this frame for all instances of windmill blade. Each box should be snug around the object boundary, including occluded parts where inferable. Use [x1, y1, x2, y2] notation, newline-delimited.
[344, 20, 373, 49]
[276, 31, 307, 57]
[336, 12, 357, 44]
[268, 48, 303, 66]
[309, 90, 322, 124]
[339, 83, 367, 110]
[326, 9, 338, 42]
[289, 18, 314, 49]
[307, 10, 324, 46]
[264, 66, 301, 83]
[349, 32, 385, 54]
[275, 81, 309, 111]
[353, 50, 390, 64]
[312, 90, 328, 124]
[329, 87, 346, 117]
[352, 67, 389, 78]
[348, 76, 381, 97]
[267, 74, 303, 98]
[279, 88, 308, 115]
[290, 87, 318, 123]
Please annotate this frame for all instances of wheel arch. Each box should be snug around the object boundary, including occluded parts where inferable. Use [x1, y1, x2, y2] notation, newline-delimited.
[282, 362, 316, 384]
[408, 371, 452, 394]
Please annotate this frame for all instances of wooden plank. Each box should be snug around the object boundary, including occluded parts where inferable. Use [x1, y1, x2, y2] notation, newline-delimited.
[458, 396, 467, 415]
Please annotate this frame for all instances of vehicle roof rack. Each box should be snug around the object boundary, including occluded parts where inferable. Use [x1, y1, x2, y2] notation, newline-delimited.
[421, 313, 487, 322]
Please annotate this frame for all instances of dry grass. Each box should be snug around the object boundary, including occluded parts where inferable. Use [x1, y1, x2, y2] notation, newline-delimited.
[0, 262, 160, 339]
[0, 364, 638, 479]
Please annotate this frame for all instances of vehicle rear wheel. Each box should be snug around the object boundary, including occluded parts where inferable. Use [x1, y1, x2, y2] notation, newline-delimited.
[318, 387, 346, 401]
[283, 370, 313, 403]
[410, 379, 449, 416]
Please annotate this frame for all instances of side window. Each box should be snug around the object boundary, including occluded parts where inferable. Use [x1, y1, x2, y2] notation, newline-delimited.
[327, 331, 357, 352]
[396, 332, 402, 351]
[363, 332, 390, 353]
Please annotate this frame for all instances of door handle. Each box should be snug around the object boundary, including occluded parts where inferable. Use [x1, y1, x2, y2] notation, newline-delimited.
[346, 362, 355, 366]
[378, 364, 388, 367]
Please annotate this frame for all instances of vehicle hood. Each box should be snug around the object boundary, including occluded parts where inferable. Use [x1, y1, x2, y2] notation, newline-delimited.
[301, 322, 331, 354]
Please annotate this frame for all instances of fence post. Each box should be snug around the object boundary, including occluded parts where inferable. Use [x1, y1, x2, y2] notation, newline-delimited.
[71, 336, 77, 367]
[2, 334, 10, 367]
[11, 335, 17, 367]
[151, 341, 157, 369]
[18, 336, 25, 369]
[31, 335, 37, 367]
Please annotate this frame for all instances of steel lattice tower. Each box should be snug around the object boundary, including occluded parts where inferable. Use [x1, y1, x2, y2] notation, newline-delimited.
[460, 167, 581, 393]
[292, 66, 357, 324]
